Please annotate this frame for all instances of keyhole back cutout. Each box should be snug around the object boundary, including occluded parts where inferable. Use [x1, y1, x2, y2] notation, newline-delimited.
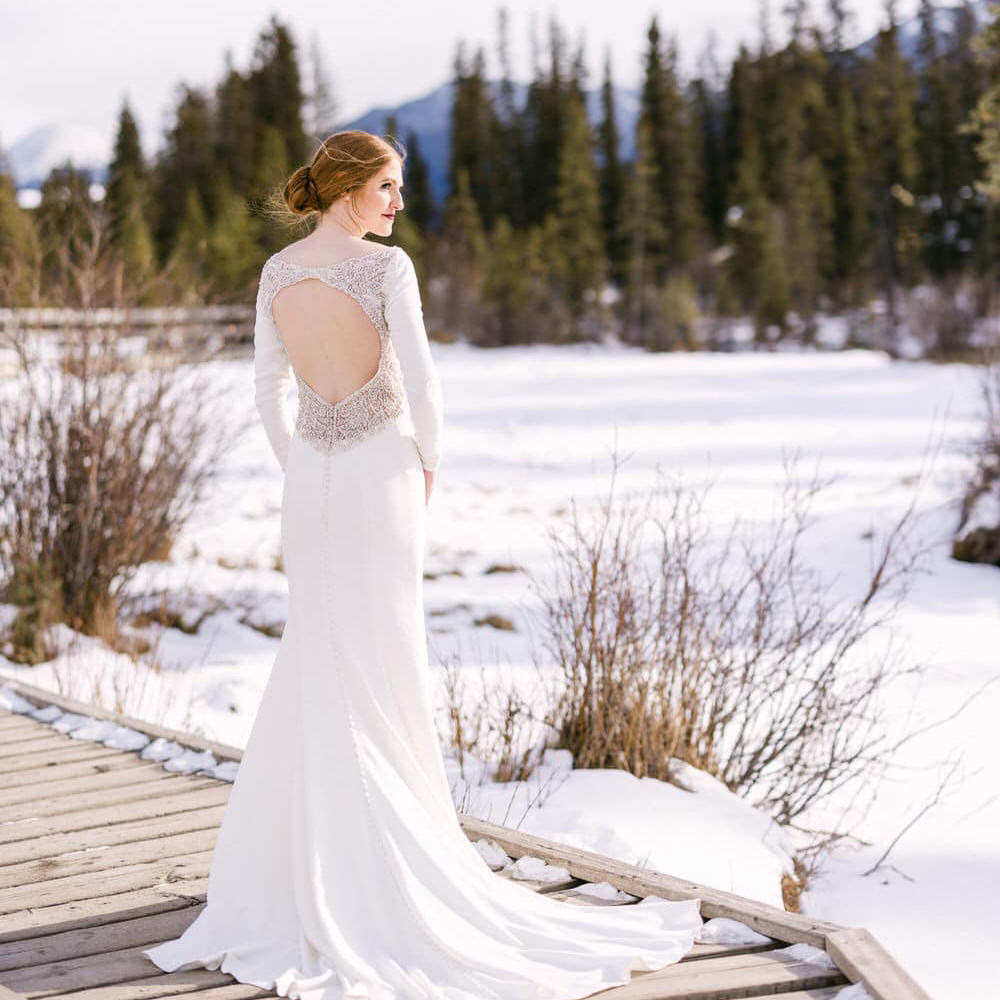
[271, 277, 383, 409]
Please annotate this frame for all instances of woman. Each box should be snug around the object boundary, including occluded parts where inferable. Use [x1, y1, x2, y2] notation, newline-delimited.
[143, 130, 702, 999]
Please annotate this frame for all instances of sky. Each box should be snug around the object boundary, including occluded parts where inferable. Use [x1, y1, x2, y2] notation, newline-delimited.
[0, 0, 920, 154]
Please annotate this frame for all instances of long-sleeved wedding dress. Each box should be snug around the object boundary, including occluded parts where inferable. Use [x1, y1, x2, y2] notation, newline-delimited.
[142, 243, 703, 999]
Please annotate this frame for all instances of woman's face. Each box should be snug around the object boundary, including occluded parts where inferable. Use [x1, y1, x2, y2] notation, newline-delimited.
[349, 160, 404, 238]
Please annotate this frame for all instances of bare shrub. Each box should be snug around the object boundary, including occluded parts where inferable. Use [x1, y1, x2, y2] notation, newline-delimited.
[528, 449, 934, 830]
[0, 189, 243, 661]
[441, 653, 541, 784]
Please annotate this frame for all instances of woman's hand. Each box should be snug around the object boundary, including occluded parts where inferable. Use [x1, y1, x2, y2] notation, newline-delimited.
[424, 468, 434, 505]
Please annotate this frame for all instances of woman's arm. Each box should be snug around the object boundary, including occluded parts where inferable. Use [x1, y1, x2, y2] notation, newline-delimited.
[253, 273, 295, 471]
[384, 249, 443, 472]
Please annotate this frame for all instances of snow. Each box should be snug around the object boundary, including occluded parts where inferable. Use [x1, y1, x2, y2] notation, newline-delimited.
[1, 341, 996, 1000]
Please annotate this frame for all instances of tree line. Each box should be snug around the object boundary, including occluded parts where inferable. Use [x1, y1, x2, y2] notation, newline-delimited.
[0, 2, 997, 356]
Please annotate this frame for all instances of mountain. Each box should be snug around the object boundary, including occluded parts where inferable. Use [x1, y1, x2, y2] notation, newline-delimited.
[5, 121, 113, 190]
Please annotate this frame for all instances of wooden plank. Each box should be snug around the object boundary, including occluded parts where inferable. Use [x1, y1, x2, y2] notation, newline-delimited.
[0, 888, 206, 944]
[0, 734, 89, 759]
[0, 828, 218, 891]
[10, 963, 236, 998]
[826, 927, 934, 1000]
[0, 679, 243, 765]
[45, 986, 273, 1000]
[0, 732, 63, 751]
[0, 715, 43, 733]
[0, 850, 214, 914]
[0, 804, 227, 868]
[597, 948, 847, 999]
[0, 755, 152, 792]
[492, 866, 583, 894]
[0, 774, 221, 824]
[460, 817, 839, 948]
[0, 762, 196, 809]
[0, 745, 124, 775]
[20, 969, 258, 999]
[0, 907, 204, 971]
[0, 785, 229, 846]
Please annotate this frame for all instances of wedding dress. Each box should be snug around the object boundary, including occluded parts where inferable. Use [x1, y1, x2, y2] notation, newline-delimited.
[142, 243, 703, 999]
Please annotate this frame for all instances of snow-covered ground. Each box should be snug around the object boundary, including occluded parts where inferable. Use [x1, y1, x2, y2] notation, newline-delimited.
[2, 339, 996, 1000]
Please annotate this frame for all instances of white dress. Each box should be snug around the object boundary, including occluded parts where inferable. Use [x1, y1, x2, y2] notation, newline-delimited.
[143, 244, 703, 999]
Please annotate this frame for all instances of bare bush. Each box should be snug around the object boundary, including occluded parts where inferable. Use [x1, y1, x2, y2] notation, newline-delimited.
[528, 449, 934, 828]
[0, 191, 243, 661]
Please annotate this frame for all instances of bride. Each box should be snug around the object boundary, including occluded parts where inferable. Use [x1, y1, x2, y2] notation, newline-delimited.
[143, 130, 703, 999]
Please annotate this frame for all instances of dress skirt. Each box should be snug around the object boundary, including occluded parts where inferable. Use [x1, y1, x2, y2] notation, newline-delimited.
[143, 421, 703, 999]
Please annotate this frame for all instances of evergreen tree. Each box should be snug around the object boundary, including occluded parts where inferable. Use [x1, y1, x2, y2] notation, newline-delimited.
[638, 18, 701, 276]
[152, 85, 217, 262]
[249, 16, 309, 170]
[482, 215, 556, 345]
[214, 54, 257, 195]
[824, 0, 871, 305]
[916, 0, 963, 275]
[620, 117, 667, 345]
[952, 0, 994, 278]
[775, 4, 835, 324]
[207, 186, 258, 293]
[166, 187, 211, 303]
[448, 43, 500, 230]
[112, 169, 157, 299]
[105, 101, 146, 247]
[493, 6, 527, 229]
[858, 0, 922, 334]
[401, 129, 434, 233]
[691, 32, 728, 245]
[597, 50, 628, 286]
[34, 165, 97, 299]
[0, 164, 39, 306]
[521, 16, 570, 225]
[438, 168, 487, 334]
[553, 62, 607, 333]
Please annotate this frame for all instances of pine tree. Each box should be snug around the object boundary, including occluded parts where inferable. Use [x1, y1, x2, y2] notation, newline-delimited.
[248, 16, 309, 169]
[439, 168, 487, 334]
[521, 16, 570, 226]
[553, 62, 607, 334]
[214, 55, 257, 195]
[493, 6, 527, 230]
[152, 86, 216, 262]
[0, 164, 38, 307]
[166, 187, 211, 303]
[597, 50, 628, 286]
[916, 0, 963, 275]
[858, 0, 923, 335]
[824, 0, 871, 305]
[207, 185, 258, 293]
[691, 33, 728, 245]
[105, 101, 146, 248]
[620, 117, 667, 345]
[448, 43, 499, 230]
[401, 130, 434, 233]
[637, 18, 700, 276]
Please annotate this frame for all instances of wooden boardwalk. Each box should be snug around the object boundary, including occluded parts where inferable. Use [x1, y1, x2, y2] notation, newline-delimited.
[0, 676, 933, 1000]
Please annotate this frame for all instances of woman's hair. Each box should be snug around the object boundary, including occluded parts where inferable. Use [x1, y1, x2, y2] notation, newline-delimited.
[281, 130, 405, 220]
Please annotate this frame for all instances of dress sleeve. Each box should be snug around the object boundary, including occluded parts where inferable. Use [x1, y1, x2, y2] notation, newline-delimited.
[384, 249, 443, 472]
[253, 269, 296, 471]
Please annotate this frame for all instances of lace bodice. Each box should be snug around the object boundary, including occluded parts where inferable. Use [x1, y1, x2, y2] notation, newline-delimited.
[253, 245, 443, 471]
